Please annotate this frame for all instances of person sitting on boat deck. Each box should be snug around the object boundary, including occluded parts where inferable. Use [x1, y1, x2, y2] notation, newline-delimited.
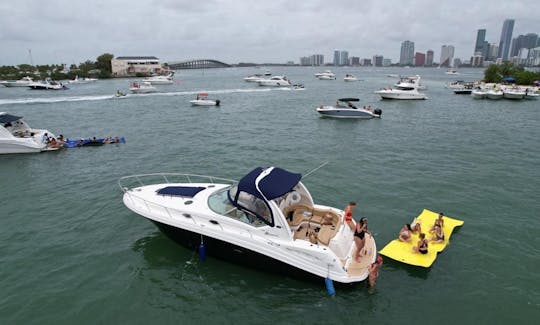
[47, 137, 62, 149]
[368, 255, 384, 288]
[430, 212, 445, 231]
[413, 233, 428, 254]
[344, 201, 356, 231]
[354, 217, 369, 261]
[430, 224, 445, 243]
[398, 224, 413, 242]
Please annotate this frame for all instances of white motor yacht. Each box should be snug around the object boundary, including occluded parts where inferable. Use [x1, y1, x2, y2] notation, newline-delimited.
[142, 73, 174, 85]
[0, 76, 34, 87]
[471, 87, 487, 99]
[243, 74, 264, 82]
[394, 75, 427, 90]
[503, 87, 526, 100]
[257, 76, 291, 87]
[375, 76, 427, 100]
[453, 82, 474, 94]
[445, 69, 459, 75]
[190, 93, 220, 106]
[67, 75, 98, 84]
[316, 98, 381, 119]
[525, 88, 539, 100]
[129, 81, 157, 94]
[0, 112, 60, 154]
[28, 78, 68, 90]
[315, 71, 336, 80]
[119, 166, 377, 284]
[486, 88, 503, 100]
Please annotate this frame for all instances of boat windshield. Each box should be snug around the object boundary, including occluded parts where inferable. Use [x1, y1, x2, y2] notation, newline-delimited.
[208, 187, 266, 227]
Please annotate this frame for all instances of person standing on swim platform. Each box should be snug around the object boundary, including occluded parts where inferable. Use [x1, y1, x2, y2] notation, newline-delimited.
[344, 201, 356, 231]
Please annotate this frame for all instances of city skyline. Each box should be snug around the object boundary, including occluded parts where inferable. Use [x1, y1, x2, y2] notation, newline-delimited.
[0, 1, 539, 66]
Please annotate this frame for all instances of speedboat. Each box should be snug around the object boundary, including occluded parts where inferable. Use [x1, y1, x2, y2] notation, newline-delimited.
[445, 69, 459, 75]
[471, 87, 487, 99]
[292, 84, 305, 90]
[0, 112, 61, 154]
[257, 76, 291, 87]
[142, 72, 174, 85]
[28, 78, 68, 90]
[119, 166, 377, 284]
[67, 75, 98, 84]
[316, 98, 382, 119]
[315, 71, 336, 80]
[453, 83, 474, 94]
[486, 88, 503, 100]
[525, 88, 539, 100]
[445, 80, 467, 90]
[344, 74, 358, 82]
[0, 76, 34, 87]
[243, 74, 264, 82]
[502, 87, 525, 100]
[129, 81, 156, 94]
[190, 93, 220, 106]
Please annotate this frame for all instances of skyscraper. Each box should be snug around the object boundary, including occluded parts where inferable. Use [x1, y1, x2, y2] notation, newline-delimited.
[498, 19, 515, 60]
[426, 50, 434, 66]
[475, 29, 486, 54]
[340, 50, 349, 66]
[400, 40, 415, 65]
[440, 45, 455, 67]
[333, 50, 340, 66]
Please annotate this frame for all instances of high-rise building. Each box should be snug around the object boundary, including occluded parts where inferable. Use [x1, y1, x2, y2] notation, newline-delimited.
[498, 19, 515, 60]
[440, 45, 455, 67]
[350, 57, 360, 66]
[426, 50, 434, 66]
[340, 51, 349, 66]
[333, 50, 340, 66]
[475, 29, 486, 54]
[511, 33, 539, 57]
[400, 40, 415, 65]
[311, 54, 324, 66]
[415, 52, 425, 66]
[382, 58, 392, 66]
[373, 55, 383, 67]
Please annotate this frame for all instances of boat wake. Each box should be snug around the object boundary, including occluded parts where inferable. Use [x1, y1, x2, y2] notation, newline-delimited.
[0, 88, 274, 106]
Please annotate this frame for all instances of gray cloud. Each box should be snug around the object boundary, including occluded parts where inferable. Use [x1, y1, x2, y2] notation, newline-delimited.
[0, 0, 538, 65]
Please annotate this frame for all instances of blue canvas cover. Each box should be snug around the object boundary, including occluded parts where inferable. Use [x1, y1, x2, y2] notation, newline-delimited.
[0, 114, 22, 124]
[156, 186, 205, 197]
[237, 167, 301, 200]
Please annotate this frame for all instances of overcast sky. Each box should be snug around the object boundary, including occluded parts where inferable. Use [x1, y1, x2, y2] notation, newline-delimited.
[1, 0, 538, 66]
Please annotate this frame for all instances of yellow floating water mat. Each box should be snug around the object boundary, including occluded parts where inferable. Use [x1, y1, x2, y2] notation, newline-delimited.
[379, 209, 464, 267]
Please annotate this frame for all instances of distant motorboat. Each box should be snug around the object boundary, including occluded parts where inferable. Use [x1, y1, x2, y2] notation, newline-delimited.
[525, 88, 539, 100]
[190, 93, 220, 106]
[28, 78, 68, 90]
[395, 75, 427, 90]
[0, 112, 60, 154]
[486, 88, 503, 100]
[257, 76, 291, 87]
[453, 82, 474, 94]
[376, 75, 428, 100]
[0, 76, 34, 87]
[143, 72, 174, 85]
[445, 69, 459, 75]
[315, 70, 336, 80]
[129, 81, 156, 94]
[502, 87, 526, 100]
[471, 87, 487, 99]
[292, 83, 305, 90]
[243, 74, 264, 82]
[343, 74, 358, 82]
[67, 75, 98, 84]
[316, 98, 382, 119]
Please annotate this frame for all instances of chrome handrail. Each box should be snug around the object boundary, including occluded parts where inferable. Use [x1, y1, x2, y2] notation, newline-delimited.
[118, 172, 236, 192]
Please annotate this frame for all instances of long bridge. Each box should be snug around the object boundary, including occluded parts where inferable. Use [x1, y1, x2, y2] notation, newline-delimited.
[167, 59, 231, 70]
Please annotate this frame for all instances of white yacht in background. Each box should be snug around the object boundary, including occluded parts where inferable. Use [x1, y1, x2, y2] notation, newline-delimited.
[471, 87, 487, 99]
[316, 98, 382, 119]
[129, 81, 157, 93]
[502, 86, 526, 100]
[0, 112, 60, 154]
[375, 75, 428, 100]
[28, 78, 68, 90]
[190, 93, 220, 106]
[0, 76, 34, 87]
[119, 166, 377, 284]
[315, 70, 336, 80]
[395, 75, 427, 90]
[257, 76, 291, 87]
[143, 72, 174, 85]
[243, 74, 264, 82]
[445, 69, 460, 75]
[67, 75, 98, 84]
[343, 74, 358, 82]
[486, 87, 503, 100]
[525, 88, 539, 99]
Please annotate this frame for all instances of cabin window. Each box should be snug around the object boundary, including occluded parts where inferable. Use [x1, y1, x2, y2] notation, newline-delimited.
[208, 188, 266, 227]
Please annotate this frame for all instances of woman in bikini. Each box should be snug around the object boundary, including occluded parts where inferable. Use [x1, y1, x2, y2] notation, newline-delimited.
[398, 224, 413, 242]
[344, 201, 356, 231]
[430, 224, 445, 243]
[413, 233, 428, 254]
[354, 217, 368, 261]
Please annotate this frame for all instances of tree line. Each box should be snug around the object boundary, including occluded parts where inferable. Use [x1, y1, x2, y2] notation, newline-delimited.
[483, 62, 540, 85]
[0, 53, 114, 80]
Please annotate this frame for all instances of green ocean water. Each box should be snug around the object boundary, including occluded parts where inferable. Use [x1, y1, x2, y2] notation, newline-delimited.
[0, 67, 539, 324]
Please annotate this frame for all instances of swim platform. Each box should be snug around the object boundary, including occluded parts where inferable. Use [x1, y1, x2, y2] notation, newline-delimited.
[378, 209, 464, 267]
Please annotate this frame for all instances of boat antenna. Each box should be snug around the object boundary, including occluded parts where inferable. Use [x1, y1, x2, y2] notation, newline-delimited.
[303, 161, 329, 179]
